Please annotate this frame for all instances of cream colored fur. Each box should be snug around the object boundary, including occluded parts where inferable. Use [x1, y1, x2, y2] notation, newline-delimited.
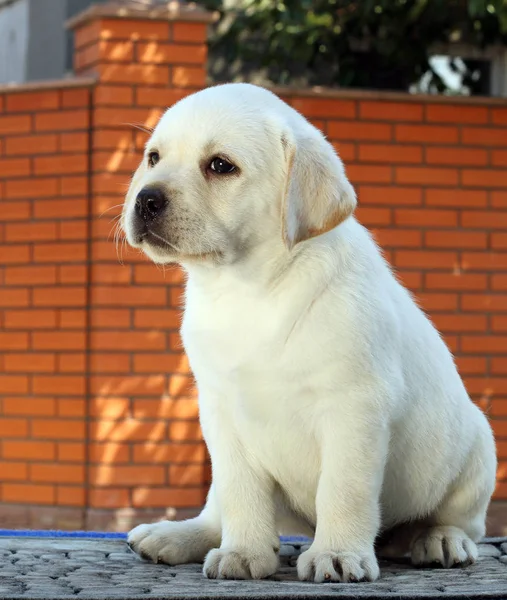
[123, 83, 496, 583]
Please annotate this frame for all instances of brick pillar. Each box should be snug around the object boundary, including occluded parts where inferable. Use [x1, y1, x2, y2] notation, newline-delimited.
[68, 1, 214, 530]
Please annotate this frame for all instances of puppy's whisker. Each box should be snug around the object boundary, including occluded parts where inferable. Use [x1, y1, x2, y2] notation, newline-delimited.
[125, 122, 154, 135]
[100, 204, 124, 218]
[148, 230, 182, 253]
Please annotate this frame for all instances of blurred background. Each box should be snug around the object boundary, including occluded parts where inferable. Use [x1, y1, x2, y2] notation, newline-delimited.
[0, 0, 507, 534]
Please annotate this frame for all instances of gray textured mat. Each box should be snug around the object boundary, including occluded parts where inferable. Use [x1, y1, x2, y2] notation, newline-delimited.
[0, 537, 506, 599]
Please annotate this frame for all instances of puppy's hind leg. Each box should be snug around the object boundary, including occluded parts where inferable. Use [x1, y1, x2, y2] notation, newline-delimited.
[128, 484, 221, 565]
[411, 425, 496, 569]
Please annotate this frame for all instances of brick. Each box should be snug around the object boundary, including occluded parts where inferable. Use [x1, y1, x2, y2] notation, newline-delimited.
[169, 286, 184, 308]
[89, 465, 165, 486]
[9, 92, 59, 114]
[58, 220, 88, 241]
[426, 104, 488, 124]
[492, 233, 507, 251]
[492, 150, 507, 167]
[61, 88, 90, 108]
[90, 443, 130, 464]
[89, 487, 129, 508]
[5, 222, 57, 242]
[92, 129, 132, 150]
[169, 420, 202, 441]
[492, 421, 507, 438]
[462, 294, 507, 312]
[57, 486, 85, 506]
[93, 150, 140, 173]
[461, 211, 507, 229]
[33, 243, 86, 263]
[426, 273, 487, 291]
[30, 463, 84, 484]
[0, 418, 28, 437]
[355, 207, 391, 226]
[462, 169, 507, 189]
[168, 465, 205, 486]
[133, 441, 206, 464]
[426, 188, 487, 208]
[395, 208, 457, 227]
[426, 146, 488, 166]
[89, 353, 130, 373]
[33, 376, 85, 396]
[97, 63, 168, 85]
[132, 487, 204, 508]
[492, 315, 507, 332]
[3, 483, 54, 504]
[5, 265, 57, 285]
[172, 22, 207, 42]
[493, 275, 507, 291]
[431, 313, 487, 333]
[0, 114, 31, 134]
[92, 285, 166, 306]
[0, 244, 30, 264]
[58, 265, 87, 284]
[90, 375, 165, 396]
[464, 377, 507, 395]
[0, 157, 30, 176]
[100, 18, 170, 41]
[34, 154, 87, 176]
[60, 176, 88, 196]
[455, 356, 487, 375]
[90, 420, 167, 442]
[3, 440, 55, 461]
[0, 289, 30, 307]
[34, 198, 88, 219]
[95, 85, 134, 106]
[59, 309, 86, 329]
[0, 333, 28, 350]
[461, 127, 507, 147]
[136, 86, 189, 108]
[358, 186, 422, 206]
[73, 20, 101, 49]
[290, 97, 355, 119]
[328, 121, 392, 141]
[132, 397, 197, 420]
[90, 397, 130, 419]
[0, 461, 28, 481]
[491, 108, 507, 125]
[33, 287, 86, 307]
[0, 376, 28, 394]
[5, 134, 58, 155]
[92, 173, 130, 195]
[57, 399, 85, 418]
[171, 66, 206, 87]
[425, 231, 487, 250]
[59, 132, 88, 153]
[134, 309, 180, 329]
[394, 250, 457, 269]
[31, 419, 85, 440]
[94, 106, 162, 129]
[395, 124, 458, 143]
[58, 353, 86, 373]
[0, 200, 30, 221]
[35, 110, 89, 132]
[90, 308, 131, 329]
[331, 142, 355, 161]
[6, 177, 58, 199]
[416, 292, 458, 311]
[492, 358, 507, 375]
[396, 166, 458, 186]
[461, 336, 507, 353]
[4, 354, 55, 373]
[32, 332, 86, 351]
[358, 144, 422, 164]
[134, 353, 188, 374]
[3, 397, 55, 418]
[461, 252, 507, 271]
[138, 42, 206, 65]
[359, 100, 423, 121]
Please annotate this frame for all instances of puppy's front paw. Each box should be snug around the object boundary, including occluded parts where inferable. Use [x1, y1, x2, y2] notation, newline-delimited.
[128, 520, 218, 565]
[297, 548, 379, 583]
[203, 547, 279, 580]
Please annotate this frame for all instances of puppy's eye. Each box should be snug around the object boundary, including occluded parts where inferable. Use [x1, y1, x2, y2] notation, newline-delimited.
[209, 157, 236, 175]
[148, 151, 159, 168]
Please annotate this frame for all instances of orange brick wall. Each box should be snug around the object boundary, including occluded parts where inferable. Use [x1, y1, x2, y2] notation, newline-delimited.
[0, 6, 507, 530]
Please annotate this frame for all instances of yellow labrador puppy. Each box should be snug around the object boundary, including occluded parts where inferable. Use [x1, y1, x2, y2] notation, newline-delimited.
[124, 83, 496, 583]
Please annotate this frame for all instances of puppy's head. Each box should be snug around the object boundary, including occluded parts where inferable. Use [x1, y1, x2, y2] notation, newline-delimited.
[122, 83, 356, 266]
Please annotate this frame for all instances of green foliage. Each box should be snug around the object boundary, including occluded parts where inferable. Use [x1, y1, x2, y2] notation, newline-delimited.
[197, 0, 507, 92]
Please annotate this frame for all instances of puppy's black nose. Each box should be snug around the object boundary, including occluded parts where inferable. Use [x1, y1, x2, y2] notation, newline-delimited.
[135, 186, 167, 223]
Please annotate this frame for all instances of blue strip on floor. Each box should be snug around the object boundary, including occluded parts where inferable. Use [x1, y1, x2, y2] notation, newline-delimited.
[0, 529, 310, 543]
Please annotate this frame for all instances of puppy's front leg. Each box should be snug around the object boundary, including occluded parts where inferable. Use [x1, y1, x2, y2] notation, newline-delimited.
[202, 433, 279, 580]
[298, 409, 388, 583]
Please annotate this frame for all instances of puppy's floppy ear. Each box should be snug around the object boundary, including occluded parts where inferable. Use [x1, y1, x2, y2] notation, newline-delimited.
[281, 125, 356, 249]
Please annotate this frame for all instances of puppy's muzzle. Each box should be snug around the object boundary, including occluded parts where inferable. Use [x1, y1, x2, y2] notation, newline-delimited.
[135, 186, 167, 224]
